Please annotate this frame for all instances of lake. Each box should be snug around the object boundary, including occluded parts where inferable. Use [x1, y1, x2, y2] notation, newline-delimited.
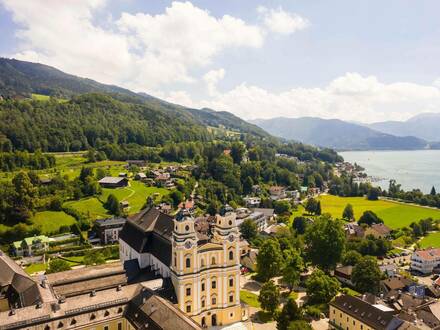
[339, 150, 440, 193]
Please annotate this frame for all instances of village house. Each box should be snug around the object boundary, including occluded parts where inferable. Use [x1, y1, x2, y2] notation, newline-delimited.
[262, 223, 287, 236]
[94, 217, 127, 244]
[12, 235, 51, 257]
[243, 196, 261, 208]
[251, 208, 275, 223]
[344, 223, 365, 239]
[269, 186, 287, 200]
[237, 211, 267, 232]
[134, 172, 147, 181]
[365, 223, 392, 239]
[157, 202, 172, 214]
[98, 176, 129, 188]
[334, 265, 354, 287]
[411, 248, 440, 274]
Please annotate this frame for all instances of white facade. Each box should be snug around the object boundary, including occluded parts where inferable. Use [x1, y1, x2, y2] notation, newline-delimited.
[411, 248, 440, 274]
[119, 239, 171, 278]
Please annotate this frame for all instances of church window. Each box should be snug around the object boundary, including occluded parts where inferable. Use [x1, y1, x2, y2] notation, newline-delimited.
[229, 250, 234, 260]
[186, 287, 191, 296]
[186, 257, 191, 268]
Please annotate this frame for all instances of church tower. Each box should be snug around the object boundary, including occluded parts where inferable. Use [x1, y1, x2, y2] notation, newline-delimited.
[171, 207, 246, 328]
[171, 209, 199, 317]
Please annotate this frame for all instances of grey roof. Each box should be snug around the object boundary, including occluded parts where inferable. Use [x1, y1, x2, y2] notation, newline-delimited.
[251, 208, 275, 217]
[119, 208, 174, 266]
[98, 176, 127, 184]
[0, 251, 42, 307]
[95, 217, 126, 227]
[330, 295, 403, 330]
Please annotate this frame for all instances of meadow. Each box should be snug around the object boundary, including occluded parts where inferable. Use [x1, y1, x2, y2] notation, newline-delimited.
[65, 181, 171, 220]
[293, 195, 440, 229]
[419, 232, 440, 248]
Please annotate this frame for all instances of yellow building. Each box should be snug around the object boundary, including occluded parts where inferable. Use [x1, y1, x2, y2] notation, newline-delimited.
[118, 206, 248, 328]
[329, 295, 403, 330]
[171, 208, 244, 327]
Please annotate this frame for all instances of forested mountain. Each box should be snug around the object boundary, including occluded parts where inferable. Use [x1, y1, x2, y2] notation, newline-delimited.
[251, 117, 429, 150]
[368, 113, 440, 142]
[0, 58, 269, 151]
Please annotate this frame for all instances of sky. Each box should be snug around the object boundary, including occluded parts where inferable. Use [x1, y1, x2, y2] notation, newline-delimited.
[1, 0, 440, 123]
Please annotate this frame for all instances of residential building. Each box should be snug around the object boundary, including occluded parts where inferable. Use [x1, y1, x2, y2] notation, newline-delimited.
[262, 223, 287, 236]
[94, 217, 127, 244]
[335, 265, 354, 287]
[251, 208, 275, 223]
[269, 186, 287, 200]
[411, 248, 440, 274]
[243, 196, 261, 208]
[135, 172, 147, 181]
[237, 211, 267, 231]
[12, 235, 51, 257]
[365, 223, 392, 239]
[344, 223, 365, 239]
[119, 207, 248, 328]
[329, 294, 404, 330]
[98, 176, 129, 188]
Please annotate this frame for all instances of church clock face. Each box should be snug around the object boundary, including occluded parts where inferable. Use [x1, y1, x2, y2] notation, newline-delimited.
[228, 234, 235, 243]
[185, 240, 192, 249]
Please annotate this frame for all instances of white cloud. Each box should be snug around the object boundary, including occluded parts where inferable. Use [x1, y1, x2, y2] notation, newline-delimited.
[186, 73, 440, 123]
[1, 0, 264, 91]
[203, 68, 225, 96]
[258, 6, 309, 35]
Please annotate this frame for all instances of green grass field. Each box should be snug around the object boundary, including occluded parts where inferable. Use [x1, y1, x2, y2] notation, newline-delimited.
[294, 195, 440, 229]
[31, 93, 50, 101]
[420, 232, 440, 248]
[64, 197, 109, 219]
[65, 181, 171, 220]
[240, 290, 260, 308]
[31, 211, 76, 233]
[25, 263, 47, 274]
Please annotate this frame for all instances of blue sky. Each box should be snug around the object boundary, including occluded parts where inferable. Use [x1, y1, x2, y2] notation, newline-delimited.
[1, 0, 440, 122]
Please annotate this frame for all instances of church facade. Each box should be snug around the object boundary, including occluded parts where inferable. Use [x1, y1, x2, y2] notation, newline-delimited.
[119, 207, 247, 328]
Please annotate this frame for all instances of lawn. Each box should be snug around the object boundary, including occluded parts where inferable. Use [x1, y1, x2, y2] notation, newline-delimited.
[420, 231, 440, 248]
[31, 211, 77, 234]
[25, 263, 47, 274]
[64, 197, 109, 220]
[65, 181, 171, 220]
[296, 195, 440, 229]
[240, 290, 260, 308]
[31, 93, 50, 101]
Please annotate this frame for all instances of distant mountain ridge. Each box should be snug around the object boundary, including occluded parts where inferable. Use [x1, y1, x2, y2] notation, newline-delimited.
[367, 113, 440, 141]
[250, 117, 430, 150]
[0, 57, 269, 140]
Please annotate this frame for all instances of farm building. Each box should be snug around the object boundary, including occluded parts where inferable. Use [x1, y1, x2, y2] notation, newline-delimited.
[98, 176, 129, 188]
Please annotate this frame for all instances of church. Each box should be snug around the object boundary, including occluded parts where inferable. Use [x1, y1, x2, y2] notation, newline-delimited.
[119, 206, 248, 328]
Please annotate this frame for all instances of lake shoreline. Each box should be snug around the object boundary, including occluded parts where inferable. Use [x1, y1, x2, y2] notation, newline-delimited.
[340, 150, 440, 194]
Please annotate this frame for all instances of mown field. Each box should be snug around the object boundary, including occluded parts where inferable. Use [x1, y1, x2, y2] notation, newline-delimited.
[293, 195, 440, 229]
[419, 232, 440, 248]
[65, 181, 171, 220]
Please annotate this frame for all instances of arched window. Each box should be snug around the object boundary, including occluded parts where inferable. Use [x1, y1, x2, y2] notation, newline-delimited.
[229, 292, 234, 303]
[186, 257, 191, 268]
[229, 250, 234, 261]
[212, 296, 217, 305]
[229, 277, 234, 287]
[211, 256, 216, 265]
[174, 253, 177, 267]
[212, 279, 217, 289]
[200, 258, 205, 268]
